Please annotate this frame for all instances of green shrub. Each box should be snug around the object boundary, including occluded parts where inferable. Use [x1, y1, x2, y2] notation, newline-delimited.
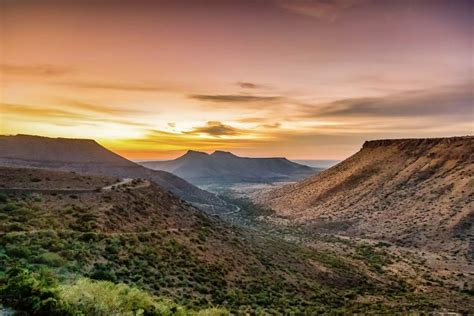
[89, 264, 117, 282]
[0, 267, 64, 315]
[4, 222, 27, 232]
[60, 278, 175, 315]
[5, 244, 31, 258]
[34, 252, 65, 267]
[60, 278, 229, 316]
[0, 267, 229, 316]
[194, 308, 229, 316]
[2, 203, 17, 212]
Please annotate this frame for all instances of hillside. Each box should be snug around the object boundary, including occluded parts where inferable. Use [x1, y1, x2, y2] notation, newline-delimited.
[0, 134, 224, 209]
[140, 150, 316, 185]
[2, 167, 471, 313]
[256, 136, 474, 256]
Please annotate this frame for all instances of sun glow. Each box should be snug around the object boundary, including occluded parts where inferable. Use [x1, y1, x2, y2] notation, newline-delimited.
[1, 0, 472, 160]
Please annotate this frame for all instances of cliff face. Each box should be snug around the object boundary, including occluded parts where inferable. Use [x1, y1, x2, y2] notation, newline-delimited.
[257, 136, 474, 255]
[362, 137, 473, 160]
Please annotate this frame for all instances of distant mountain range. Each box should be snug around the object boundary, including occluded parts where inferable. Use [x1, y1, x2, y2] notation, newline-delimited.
[256, 136, 474, 256]
[139, 150, 318, 185]
[0, 134, 225, 209]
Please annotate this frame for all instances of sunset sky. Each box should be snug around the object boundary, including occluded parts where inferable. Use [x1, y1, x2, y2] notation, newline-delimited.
[0, 0, 472, 160]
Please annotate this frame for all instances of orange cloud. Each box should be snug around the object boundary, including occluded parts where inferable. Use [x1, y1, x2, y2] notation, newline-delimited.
[0, 64, 73, 77]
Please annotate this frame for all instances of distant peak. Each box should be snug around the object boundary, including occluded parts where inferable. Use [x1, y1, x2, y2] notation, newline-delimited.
[211, 150, 237, 158]
[187, 150, 207, 154]
[182, 150, 208, 157]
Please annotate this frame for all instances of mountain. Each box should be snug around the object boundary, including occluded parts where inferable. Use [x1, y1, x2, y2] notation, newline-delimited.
[2, 166, 471, 313]
[0, 134, 225, 209]
[140, 150, 317, 185]
[256, 136, 474, 255]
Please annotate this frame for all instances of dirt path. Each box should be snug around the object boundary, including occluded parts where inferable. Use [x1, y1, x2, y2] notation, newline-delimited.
[209, 193, 241, 216]
[0, 228, 192, 237]
[102, 178, 134, 190]
[0, 178, 150, 194]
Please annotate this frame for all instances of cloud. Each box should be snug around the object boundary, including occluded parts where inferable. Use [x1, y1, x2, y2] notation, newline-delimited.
[278, 0, 368, 20]
[185, 121, 242, 137]
[58, 80, 171, 92]
[1, 102, 148, 127]
[58, 99, 143, 115]
[300, 84, 474, 119]
[0, 64, 72, 77]
[260, 122, 281, 129]
[189, 94, 281, 103]
[237, 82, 261, 89]
[126, 128, 268, 153]
[1, 64, 181, 93]
[237, 117, 269, 123]
[1, 102, 79, 120]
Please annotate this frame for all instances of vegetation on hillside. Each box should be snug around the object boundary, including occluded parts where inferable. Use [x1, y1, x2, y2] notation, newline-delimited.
[1, 266, 227, 315]
[1, 169, 469, 313]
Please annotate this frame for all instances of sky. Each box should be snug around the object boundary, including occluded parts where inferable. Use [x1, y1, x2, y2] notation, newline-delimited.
[0, 0, 472, 160]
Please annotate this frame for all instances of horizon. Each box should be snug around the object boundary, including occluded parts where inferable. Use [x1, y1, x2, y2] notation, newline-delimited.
[1, 0, 473, 160]
[2, 133, 471, 162]
[0, 134, 474, 164]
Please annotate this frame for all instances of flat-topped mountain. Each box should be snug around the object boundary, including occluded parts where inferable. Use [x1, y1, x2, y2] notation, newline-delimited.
[256, 136, 474, 255]
[0, 134, 224, 208]
[140, 150, 317, 185]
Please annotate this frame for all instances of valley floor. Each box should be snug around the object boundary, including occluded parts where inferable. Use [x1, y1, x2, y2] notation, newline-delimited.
[203, 181, 474, 312]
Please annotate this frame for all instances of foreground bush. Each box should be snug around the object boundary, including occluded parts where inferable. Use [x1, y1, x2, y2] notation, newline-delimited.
[0, 267, 63, 315]
[0, 267, 228, 316]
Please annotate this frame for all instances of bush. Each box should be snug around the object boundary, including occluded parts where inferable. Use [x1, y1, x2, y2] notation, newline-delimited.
[34, 252, 65, 267]
[89, 264, 117, 282]
[2, 203, 17, 212]
[0, 192, 8, 203]
[60, 278, 175, 315]
[0, 267, 64, 315]
[4, 222, 27, 232]
[60, 278, 229, 316]
[0, 267, 229, 316]
[5, 244, 31, 258]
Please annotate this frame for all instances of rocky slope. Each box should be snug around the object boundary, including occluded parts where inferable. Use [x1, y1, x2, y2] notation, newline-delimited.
[256, 137, 474, 256]
[0, 134, 224, 208]
[140, 150, 316, 185]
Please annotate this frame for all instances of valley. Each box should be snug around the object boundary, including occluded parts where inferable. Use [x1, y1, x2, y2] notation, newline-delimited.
[0, 136, 473, 314]
[2, 1, 472, 314]
[1, 167, 451, 314]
